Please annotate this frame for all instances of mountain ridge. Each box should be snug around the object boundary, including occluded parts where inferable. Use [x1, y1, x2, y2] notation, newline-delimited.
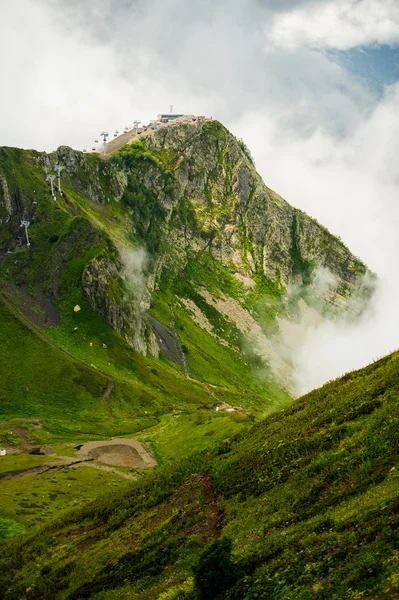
[0, 118, 373, 395]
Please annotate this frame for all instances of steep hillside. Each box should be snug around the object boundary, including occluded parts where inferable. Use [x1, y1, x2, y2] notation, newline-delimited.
[1, 351, 398, 599]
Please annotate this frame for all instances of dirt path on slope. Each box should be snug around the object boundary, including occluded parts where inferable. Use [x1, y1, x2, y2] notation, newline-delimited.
[0, 458, 94, 481]
[101, 379, 115, 423]
[72, 462, 137, 480]
[0, 418, 42, 427]
[0, 456, 139, 481]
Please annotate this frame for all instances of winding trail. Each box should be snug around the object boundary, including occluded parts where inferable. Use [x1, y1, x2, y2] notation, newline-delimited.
[101, 378, 115, 423]
[0, 458, 94, 482]
[0, 455, 138, 482]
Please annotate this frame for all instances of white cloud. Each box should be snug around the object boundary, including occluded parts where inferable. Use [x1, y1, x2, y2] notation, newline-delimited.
[0, 0, 145, 151]
[270, 0, 399, 50]
[232, 83, 399, 393]
[0, 0, 375, 153]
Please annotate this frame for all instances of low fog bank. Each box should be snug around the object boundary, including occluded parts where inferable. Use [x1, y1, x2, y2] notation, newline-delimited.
[233, 83, 399, 395]
[119, 247, 151, 312]
[293, 275, 398, 394]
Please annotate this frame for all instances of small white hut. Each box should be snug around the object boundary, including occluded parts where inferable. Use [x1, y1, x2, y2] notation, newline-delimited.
[0, 448, 6, 456]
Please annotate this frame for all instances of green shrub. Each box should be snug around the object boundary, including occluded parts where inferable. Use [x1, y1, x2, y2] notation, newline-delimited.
[193, 537, 238, 599]
[237, 138, 255, 166]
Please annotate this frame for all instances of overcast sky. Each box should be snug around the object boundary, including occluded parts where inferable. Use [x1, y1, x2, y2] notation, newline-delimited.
[1, 0, 399, 392]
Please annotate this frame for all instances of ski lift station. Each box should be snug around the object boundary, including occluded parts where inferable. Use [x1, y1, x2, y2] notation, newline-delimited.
[94, 113, 212, 156]
[157, 113, 184, 123]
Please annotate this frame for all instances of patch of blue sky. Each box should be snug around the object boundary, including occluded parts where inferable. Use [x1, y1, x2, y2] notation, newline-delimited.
[327, 44, 399, 96]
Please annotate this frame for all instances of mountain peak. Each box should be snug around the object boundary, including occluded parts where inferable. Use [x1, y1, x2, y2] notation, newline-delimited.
[0, 119, 372, 396]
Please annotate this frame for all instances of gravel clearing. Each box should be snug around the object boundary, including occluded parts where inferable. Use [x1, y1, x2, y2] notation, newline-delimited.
[78, 439, 157, 469]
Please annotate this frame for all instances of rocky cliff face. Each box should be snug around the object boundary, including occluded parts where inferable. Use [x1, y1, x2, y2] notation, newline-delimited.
[139, 119, 366, 293]
[0, 121, 373, 393]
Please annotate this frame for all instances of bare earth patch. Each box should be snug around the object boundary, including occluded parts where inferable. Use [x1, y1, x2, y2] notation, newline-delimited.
[178, 297, 232, 349]
[197, 288, 292, 390]
[78, 439, 157, 469]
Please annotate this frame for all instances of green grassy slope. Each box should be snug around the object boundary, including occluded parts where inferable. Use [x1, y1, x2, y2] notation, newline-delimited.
[0, 274, 270, 541]
[0, 301, 109, 428]
[0, 290, 274, 450]
[0, 465, 132, 542]
[1, 351, 398, 599]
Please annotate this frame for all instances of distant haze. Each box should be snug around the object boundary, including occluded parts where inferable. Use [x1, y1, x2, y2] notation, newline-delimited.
[1, 0, 399, 392]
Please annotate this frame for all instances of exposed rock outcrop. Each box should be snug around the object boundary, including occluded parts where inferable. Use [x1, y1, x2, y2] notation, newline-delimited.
[82, 257, 158, 357]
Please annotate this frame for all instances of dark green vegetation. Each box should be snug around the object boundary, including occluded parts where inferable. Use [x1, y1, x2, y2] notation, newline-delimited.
[193, 537, 238, 599]
[112, 141, 172, 254]
[290, 213, 314, 286]
[0, 351, 398, 599]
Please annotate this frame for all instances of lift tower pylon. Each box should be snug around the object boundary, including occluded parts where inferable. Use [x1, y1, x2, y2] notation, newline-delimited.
[54, 165, 63, 194]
